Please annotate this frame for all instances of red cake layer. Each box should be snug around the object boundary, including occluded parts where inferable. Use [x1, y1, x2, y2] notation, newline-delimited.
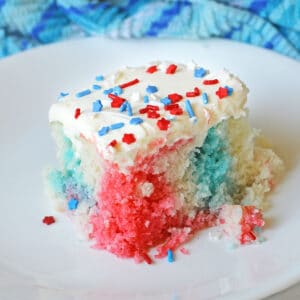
[89, 139, 216, 263]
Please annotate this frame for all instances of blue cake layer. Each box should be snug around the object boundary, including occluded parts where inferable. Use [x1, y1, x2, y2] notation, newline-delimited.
[190, 121, 237, 209]
[48, 131, 94, 207]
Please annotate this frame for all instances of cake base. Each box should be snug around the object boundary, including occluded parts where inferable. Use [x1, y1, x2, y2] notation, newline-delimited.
[46, 116, 283, 263]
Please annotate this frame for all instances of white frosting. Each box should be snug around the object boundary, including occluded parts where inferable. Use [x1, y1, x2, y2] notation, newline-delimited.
[49, 62, 248, 170]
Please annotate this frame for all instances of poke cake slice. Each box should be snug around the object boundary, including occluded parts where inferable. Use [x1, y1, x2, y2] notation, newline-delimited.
[46, 62, 283, 263]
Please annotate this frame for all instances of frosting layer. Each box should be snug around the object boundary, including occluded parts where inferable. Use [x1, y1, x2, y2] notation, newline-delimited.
[49, 62, 248, 169]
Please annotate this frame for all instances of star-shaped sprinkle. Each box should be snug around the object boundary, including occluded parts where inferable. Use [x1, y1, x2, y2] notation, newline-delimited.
[93, 100, 103, 112]
[42, 216, 55, 225]
[216, 87, 228, 99]
[122, 133, 136, 144]
[157, 118, 171, 130]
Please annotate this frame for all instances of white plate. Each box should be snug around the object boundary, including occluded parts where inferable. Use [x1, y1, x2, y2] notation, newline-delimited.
[0, 37, 300, 300]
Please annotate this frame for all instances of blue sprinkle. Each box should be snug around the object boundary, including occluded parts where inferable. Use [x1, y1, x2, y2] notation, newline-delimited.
[185, 99, 195, 118]
[130, 117, 143, 125]
[60, 92, 69, 97]
[119, 101, 127, 112]
[146, 85, 158, 94]
[68, 198, 78, 210]
[194, 67, 206, 78]
[111, 122, 125, 130]
[103, 88, 113, 95]
[160, 97, 171, 105]
[76, 89, 91, 98]
[92, 100, 103, 112]
[113, 86, 123, 95]
[143, 95, 149, 103]
[202, 93, 209, 104]
[258, 236, 266, 243]
[93, 84, 101, 90]
[95, 75, 104, 81]
[167, 249, 174, 263]
[126, 102, 133, 116]
[225, 86, 233, 96]
[98, 126, 110, 136]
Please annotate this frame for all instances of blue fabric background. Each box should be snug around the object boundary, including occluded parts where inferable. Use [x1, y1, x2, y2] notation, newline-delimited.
[0, 0, 299, 60]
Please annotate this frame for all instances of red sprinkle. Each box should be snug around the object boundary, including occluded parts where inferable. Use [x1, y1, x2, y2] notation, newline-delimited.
[203, 79, 219, 85]
[186, 87, 201, 97]
[157, 117, 171, 130]
[164, 103, 179, 111]
[186, 92, 195, 97]
[139, 107, 148, 114]
[168, 93, 183, 103]
[146, 104, 159, 111]
[194, 87, 200, 95]
[108, 94, 126, 108]
[216, 87, 228, 99]
[74, 108, 81, 119]
[139, 105, 160, 115]
[166, 64, 177, 74]
[170, 107, 183, 115]
[142, 253, 153, 264]
[119, 78, 140, 89]
[146, 65, 158, 74]
[108, 140, 118, 147]
[108, 93, 125, 101]
[147, 111, 160, 119]
[122, 133, 136, 144]
[43, 216, 55, 225]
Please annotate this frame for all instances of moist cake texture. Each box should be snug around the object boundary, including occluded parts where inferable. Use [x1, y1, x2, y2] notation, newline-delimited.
[47, 62, 283, 263]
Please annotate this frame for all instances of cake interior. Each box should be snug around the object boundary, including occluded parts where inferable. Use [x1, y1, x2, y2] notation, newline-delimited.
[46, 116, 282, 262]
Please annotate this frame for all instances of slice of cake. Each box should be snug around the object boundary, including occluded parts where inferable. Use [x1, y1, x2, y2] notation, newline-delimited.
[46, 62, 283, 263]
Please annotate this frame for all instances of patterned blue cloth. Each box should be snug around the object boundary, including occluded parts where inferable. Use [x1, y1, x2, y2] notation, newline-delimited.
[0, 0, 299, 60]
